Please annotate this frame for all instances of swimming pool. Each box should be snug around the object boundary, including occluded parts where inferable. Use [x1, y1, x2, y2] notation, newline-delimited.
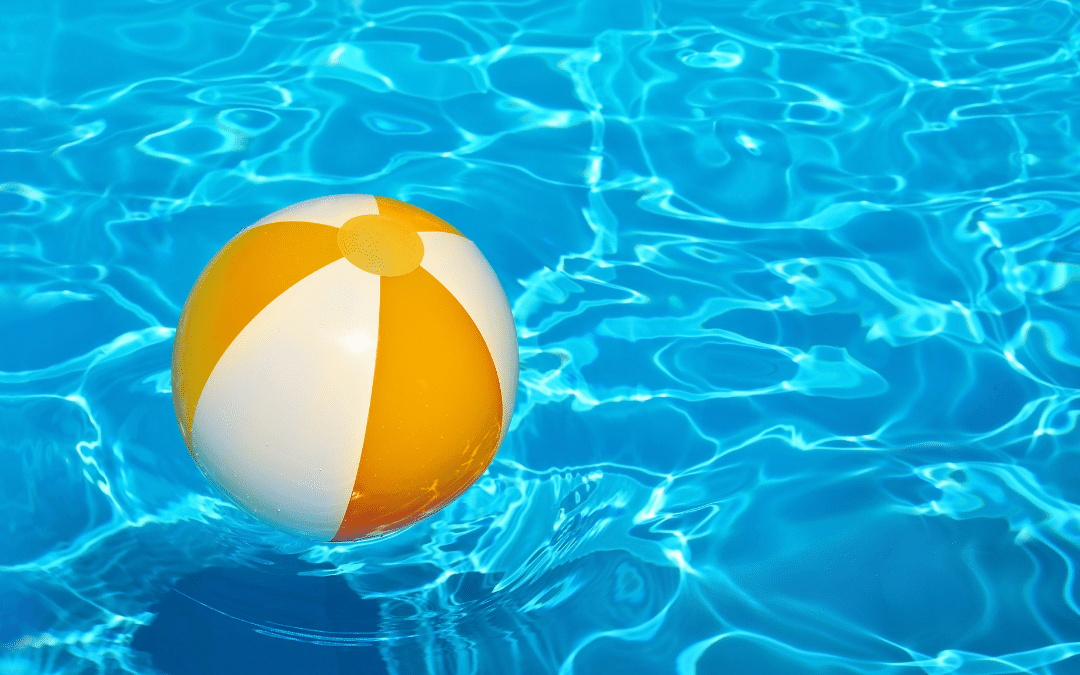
[3, 0, 1080, 673]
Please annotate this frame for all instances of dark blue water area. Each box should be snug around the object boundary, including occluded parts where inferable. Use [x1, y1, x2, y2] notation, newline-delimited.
[4, 0, 1080, 673]
[131, 556, 387, 675]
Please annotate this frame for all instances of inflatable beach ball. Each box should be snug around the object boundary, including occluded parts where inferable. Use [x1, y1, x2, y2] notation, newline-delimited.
[171, 195, 518, 541]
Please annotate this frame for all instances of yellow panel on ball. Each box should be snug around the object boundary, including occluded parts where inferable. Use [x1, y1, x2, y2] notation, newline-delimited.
[334, 266, 503, 541]
[171, 194, 518, 541]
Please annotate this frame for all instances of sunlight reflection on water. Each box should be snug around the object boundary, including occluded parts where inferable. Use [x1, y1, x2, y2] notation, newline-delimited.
[3, 0, 1080, 673]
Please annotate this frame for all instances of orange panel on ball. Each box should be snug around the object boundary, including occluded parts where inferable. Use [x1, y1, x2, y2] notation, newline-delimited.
[171, 220, 342, 449]
[333, 266, 503, 541]
[374, 196, 464, 236]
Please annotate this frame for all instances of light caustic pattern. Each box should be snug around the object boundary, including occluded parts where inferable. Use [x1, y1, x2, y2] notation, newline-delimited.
[2, 0, 1080, 673]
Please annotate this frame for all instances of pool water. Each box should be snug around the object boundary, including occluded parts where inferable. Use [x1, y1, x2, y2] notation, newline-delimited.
[3, 0, 1080, 673]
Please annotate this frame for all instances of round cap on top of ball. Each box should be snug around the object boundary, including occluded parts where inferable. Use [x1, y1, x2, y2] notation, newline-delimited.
[171, 194, 518, 541]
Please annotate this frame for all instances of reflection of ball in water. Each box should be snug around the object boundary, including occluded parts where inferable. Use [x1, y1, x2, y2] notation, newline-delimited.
[171, 195, 518, 541]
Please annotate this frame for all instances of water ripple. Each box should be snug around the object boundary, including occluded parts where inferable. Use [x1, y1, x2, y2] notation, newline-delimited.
[3, 0, 1080, 673]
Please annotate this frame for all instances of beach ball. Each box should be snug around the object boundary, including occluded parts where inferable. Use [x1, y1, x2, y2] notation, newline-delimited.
[171, 195, 518, 541]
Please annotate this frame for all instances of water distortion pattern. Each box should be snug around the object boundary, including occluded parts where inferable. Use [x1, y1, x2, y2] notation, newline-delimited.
[2, 0, 1080, 673]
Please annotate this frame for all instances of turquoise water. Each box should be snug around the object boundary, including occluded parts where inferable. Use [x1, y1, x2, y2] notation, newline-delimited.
[4, 0, 1080, 673]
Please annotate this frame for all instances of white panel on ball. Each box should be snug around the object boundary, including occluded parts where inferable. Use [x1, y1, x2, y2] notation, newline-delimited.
[418, 230, 519, 444]
[250, 194, 379, 230]
[191, 258, 381, 540]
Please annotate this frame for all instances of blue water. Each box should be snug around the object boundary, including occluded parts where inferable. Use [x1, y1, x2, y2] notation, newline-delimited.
[3, 0, 1080, 673]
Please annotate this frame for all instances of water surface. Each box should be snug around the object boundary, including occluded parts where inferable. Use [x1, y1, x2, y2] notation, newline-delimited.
[3, 0, 1080, 673]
